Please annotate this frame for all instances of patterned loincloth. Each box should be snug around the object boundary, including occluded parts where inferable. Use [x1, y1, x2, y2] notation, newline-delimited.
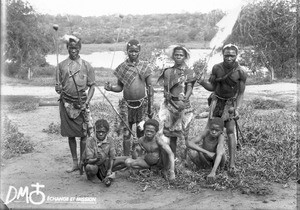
[119, 97, 148, 124]
[158, 100, 194, 139]
[208, 93, 236, 122]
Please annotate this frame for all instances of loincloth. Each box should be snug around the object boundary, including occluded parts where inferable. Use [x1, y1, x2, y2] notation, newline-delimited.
[59, 95, 94, 137]
[209, 93, 236, 122]
[158, 100, 193, 139]
[119, 97, 148, 124]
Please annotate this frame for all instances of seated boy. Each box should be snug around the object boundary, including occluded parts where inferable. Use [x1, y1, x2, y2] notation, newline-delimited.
[83, 119, 128, 186]
[186, 117, 226, 182]
[125, 119, 175, 181]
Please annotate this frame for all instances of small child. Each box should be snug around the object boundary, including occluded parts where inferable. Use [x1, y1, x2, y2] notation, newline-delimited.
[83, 119, 127, 186]
[186, 117, 226, 182]
[125, 119, 175, 181]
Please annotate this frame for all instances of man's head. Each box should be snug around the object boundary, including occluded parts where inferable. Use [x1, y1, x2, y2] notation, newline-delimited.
[222, 44, 238, 68]
[172, 46, 190, 65]
[209, 117, 224, 138]
[66, 35, 82, 60]
[95, 119, 110, 141]
[126, 39, 140, 62]
[144, 119, 159, 139]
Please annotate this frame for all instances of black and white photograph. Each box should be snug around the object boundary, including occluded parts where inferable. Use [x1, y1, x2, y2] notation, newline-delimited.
[1, 0, 298, 209]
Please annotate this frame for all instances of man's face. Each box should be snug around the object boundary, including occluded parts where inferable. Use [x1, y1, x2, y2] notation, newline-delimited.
[173, 49, 186, 65]
[144, 125, 156, 139]
[68, 41, 80, 60]
[209, 124, 222, 138]
[95, 126, 108, 141]
[223, 49, 237, 68]
[127, 45, 140, 62]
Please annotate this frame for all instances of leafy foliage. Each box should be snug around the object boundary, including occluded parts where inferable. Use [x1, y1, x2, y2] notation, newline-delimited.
[42, 122, 61, 135]
[5, 0, 53, 78]
[229, 0, 296, 79]
[1, 116, 34, 159]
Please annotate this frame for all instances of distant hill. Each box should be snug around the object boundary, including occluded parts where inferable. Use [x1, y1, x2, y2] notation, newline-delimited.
[41, 10, 225, 45]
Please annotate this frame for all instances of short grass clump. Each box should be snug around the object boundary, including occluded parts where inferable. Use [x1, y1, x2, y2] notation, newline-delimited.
[1, 116, 34, 159]
[42, 122, 61, 135]
[251, 97, 285, 109]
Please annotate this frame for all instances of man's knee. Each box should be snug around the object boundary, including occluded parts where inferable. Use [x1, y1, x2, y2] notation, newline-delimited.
[125, 158, 134, 168]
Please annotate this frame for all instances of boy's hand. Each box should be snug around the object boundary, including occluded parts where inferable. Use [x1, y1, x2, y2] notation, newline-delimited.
[206, 151, 216, 159]
[207, 172, 216, 183]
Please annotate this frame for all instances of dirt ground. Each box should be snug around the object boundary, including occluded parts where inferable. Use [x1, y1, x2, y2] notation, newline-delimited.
[0, 82, 298, 210]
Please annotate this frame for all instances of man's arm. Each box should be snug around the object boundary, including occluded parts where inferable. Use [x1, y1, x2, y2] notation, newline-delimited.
[236, 70, 247, 109]
[146, 75, 154, 118]
[186, 131, 215, 158]
[104, 79, 124, 92]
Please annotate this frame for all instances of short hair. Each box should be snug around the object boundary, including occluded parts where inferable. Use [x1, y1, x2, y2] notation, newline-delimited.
[209, 117, 224, 130]
[95, 119, 110, 131]
[144, 119, 159, 132]
[126, 39, 141, 50]
[172, 46, 190, 59]
[222, 43, 238, 55]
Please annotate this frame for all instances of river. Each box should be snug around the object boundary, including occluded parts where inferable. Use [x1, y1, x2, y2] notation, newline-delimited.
[45, 49, 223, 71]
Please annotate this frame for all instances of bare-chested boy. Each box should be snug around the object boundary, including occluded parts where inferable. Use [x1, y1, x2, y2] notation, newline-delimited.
[83, 119, 127, 186]
[104, 39, 154, 156]
[186, 117, 226, 182]
[125, 119, 175, 180]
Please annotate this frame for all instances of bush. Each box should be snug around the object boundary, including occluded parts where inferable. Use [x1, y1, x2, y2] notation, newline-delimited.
[3, 95, 40, 112]
[42, 122, 61, 135]
[1, 116, 34, 159]
[33, 65, 56, 77]
[251, 98, 285, 110]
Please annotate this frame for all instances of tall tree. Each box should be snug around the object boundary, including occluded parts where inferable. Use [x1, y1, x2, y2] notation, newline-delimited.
[229, 0, 297, 79]
[5, 0, 52, 77]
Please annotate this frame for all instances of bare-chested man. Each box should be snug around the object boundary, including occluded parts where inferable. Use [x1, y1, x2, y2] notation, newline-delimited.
[104, 39, 154, 156]
[198, 44, 247, 174]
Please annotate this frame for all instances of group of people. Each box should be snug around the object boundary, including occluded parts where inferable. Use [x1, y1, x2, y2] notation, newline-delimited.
[55, 34, 247, 186]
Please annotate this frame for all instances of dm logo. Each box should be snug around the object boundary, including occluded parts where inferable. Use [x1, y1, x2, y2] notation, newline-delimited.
[5, 183, 46, 205]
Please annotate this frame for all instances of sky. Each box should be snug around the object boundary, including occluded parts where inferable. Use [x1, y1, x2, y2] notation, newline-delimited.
[25, 0, 244, 16]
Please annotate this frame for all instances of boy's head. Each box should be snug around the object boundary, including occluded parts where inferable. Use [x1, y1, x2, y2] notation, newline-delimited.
[126, 39, 140, 62]
[209, 117, 224, 137]
[144, 119, 159, 139]
[144, 119, 159, 132]
[95, 119, 110, 141]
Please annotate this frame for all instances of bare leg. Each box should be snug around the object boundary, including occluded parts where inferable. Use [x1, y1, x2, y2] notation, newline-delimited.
[85, 164, 98, 182]
[67, 137, 79, 173]
[226, 120, 236, 174]
[169, 137, 177, 158]
[123, 123, 133, 156]
[188, 149, 211, 169]
[112, 156, 130, 171]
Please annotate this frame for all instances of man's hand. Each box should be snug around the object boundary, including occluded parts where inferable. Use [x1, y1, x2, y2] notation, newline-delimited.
[107, 169, 112, 176]
[104, 82, 112, 91]
[55, 83, 62, 94]
[196, 73, 204, 85]
[163, 91, 171, 101]
[178, 93, 186, 102]
[81, 102, 88, 111]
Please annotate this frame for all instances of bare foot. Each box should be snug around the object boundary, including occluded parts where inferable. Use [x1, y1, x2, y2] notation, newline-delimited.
[66, 164, 79, 173]
[162, 169, 168, 180]
[228, 166, 236, 176]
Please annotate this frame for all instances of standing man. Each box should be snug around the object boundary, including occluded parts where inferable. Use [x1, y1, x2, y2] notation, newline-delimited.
[198, 44, 247, 174]
[55, 34, 95, 173]
[158, 45, 197, 160]
[104, 39, 154, 156]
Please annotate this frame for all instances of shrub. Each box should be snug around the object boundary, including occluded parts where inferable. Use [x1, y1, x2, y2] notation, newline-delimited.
[42, 122, 61, 135]
[1, 116, 34, 159]
[32, 65, 56, 77]
[4, 96, 39, 112]
[251, 98, 285, 110]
